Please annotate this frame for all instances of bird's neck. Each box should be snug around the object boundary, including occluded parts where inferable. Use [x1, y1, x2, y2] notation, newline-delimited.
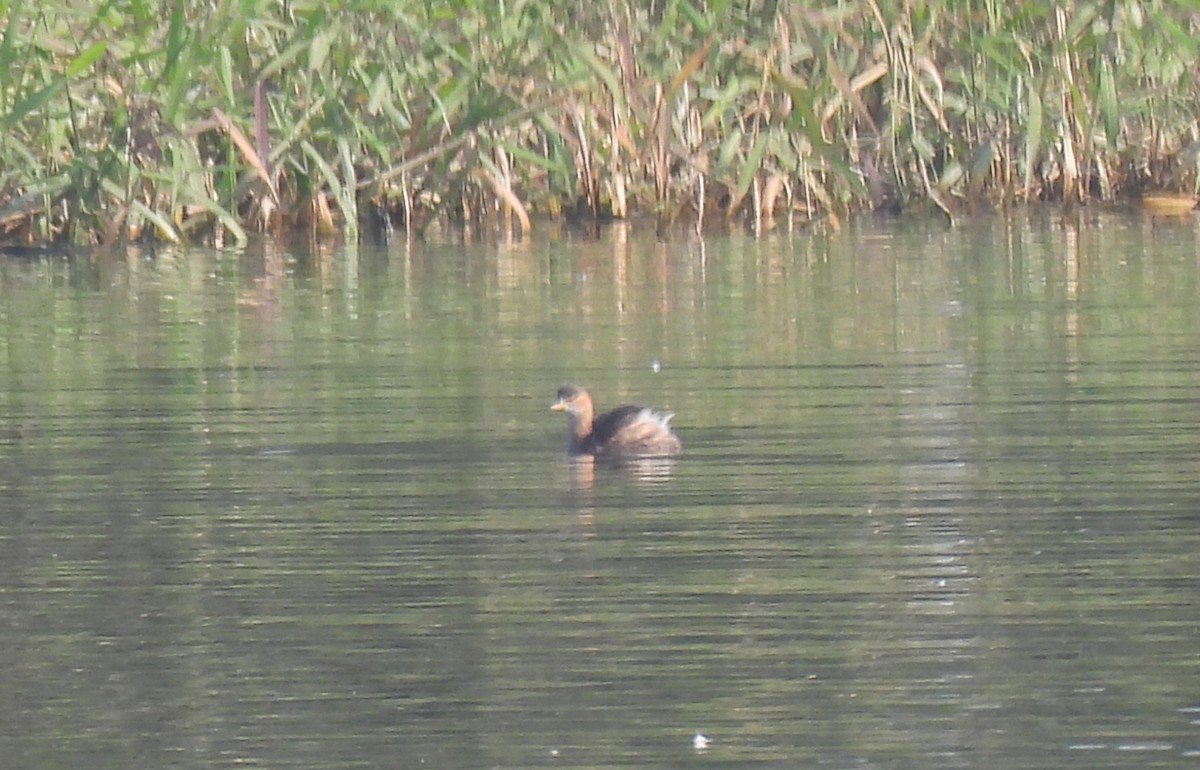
[568, 407, 594, 441]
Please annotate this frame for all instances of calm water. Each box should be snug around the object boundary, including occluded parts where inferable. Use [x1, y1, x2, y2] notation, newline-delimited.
[1, 212, 1198, 769]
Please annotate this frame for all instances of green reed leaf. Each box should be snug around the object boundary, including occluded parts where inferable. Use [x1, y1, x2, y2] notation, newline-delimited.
[716, 125, 744, 171]
[367, 70, 390, 116]
[163, 1, 186, 78]
[1155, 12, 1200, 59]
[66, 40, 107, 78]
[912, 130, 935, 162]
[968, 136, 997, 192]
[0, 0, 24, 91]
[303, 140, 342, 198]
[217, 46, 235, 106]
[1023, 80, 1043, 195]
[500, 139, 572, 176]
[568, 40, 622, 101]
[1098, 59, 1118, 146]
[337, 135, 359, 239]
[2, 81, 63, 130]
[732, 131, 769, 202]
[309, 29, 333, 73]
[259, 39, 310, 81]
[937, 159, 964, 192]
[129, 199, 182, 243]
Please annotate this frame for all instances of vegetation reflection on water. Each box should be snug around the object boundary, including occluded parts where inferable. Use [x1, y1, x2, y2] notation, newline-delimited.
[0, 212, 1198, 769]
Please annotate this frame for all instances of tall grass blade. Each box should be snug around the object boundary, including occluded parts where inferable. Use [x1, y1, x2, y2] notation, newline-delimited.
[2, 81, 64, 130]
[1023, 79, 1043, 197]
[65, 40, 107, 78]
[302, 139, 352, 237]
[337, 136, 359, 241]
[1098, 59, 1118, 147]
[730, 131, 770, 214]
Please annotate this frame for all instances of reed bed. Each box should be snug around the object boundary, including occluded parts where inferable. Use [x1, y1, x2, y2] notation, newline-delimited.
[2, 0, 1199, 246]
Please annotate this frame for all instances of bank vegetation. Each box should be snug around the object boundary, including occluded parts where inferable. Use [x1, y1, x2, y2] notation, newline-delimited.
[2, 0, 1199, 247]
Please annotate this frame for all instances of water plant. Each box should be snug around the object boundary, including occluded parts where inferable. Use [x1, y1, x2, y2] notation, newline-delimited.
[2, 0, 1199, 246]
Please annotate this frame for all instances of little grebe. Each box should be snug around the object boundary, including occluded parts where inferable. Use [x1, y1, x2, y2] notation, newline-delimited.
[551, 384, 681, 457]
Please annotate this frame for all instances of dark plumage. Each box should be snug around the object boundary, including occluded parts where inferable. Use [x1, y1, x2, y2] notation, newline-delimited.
[550, 384, 681, 457]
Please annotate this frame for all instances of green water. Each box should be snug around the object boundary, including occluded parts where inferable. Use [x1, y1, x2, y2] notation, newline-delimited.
[1, 212, 1198, 769]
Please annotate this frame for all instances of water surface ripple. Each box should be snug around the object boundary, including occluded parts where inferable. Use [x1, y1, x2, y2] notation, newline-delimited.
[1, 214, 1198, 769]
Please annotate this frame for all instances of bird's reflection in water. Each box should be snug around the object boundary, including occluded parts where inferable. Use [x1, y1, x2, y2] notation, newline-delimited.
[565, 454, 676, 526]
[567, 454, 676, 491]
[623, 455, 676, 483]
[567, 454, 597, 494]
